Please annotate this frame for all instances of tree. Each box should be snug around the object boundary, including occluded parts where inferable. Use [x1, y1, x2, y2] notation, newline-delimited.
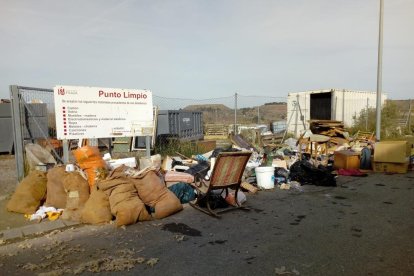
[351, 101, 407, 139]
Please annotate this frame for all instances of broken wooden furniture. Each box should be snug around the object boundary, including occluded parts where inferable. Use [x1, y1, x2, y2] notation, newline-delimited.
[353, 130, 375, 143]
[190, 151, 252, 217]
[298, 134, 330, 160]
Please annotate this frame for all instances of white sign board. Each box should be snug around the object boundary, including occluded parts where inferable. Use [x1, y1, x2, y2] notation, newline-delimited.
[53, 85, 153, 139]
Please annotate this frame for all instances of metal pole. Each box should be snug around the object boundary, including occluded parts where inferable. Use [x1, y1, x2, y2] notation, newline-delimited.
[335, 96, 338, 120]
[366, 97, 369, 130]
[234, 93, 238, 134]
[62, 139, 69, 163]
[145, 136, 151, 158]
[376, 0, 384, 141]
[10, 85, 25, 182]
[257, 106, 260, 124]
[294, 95, 299, 137]
[342, 89, 345, 123]
[408, 99, 412, 133]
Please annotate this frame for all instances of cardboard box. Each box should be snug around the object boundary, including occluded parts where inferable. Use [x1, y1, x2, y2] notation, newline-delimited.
[373, 161, 408, 174]
[334, 150, 360, 170]
[272, 159, 287, 169]
[374, 141, 409, 163]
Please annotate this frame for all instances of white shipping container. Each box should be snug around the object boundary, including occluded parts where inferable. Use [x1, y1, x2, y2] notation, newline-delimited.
[286, 89, 387, 137]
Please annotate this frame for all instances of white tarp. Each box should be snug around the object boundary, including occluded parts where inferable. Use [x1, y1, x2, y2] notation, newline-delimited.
[54, 85, 153, 139]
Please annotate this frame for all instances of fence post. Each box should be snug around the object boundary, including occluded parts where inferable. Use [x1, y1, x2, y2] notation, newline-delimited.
[62, 139, 69, 163]
[10, 85, 25, 182]
[234, 92, 238, 134]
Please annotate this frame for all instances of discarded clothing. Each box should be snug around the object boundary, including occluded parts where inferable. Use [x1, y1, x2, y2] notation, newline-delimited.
[168, 183, 196, 204]
[337, 169, 368, 177]
[360, 147, 372, 170]
[274, 167, 289, 182]
[25, 206, 63, 222]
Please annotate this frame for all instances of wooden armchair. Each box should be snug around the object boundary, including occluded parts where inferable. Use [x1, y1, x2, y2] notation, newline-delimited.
[190, 151, 252, 217]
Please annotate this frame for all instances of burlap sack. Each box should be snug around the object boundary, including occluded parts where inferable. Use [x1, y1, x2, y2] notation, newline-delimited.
[6, 170, 47, 214]
[98, 166, 151, 226]
[129, 168, 166, 206]
[45, 166, 67, 209]
[61, 171, 90, 222]
[81, 186, 112, 224]
[129, 167, 182, 219]
[152, 189, 183, 219]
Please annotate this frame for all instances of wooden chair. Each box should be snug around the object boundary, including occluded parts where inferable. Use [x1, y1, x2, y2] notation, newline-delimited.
[190, 151, 252, 217]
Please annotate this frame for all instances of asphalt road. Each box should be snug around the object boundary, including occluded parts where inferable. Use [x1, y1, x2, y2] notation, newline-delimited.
[0, 171, 413, 275]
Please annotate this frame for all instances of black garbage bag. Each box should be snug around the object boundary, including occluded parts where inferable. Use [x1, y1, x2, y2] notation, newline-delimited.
[290, 160, 336, 186]
[197, 194, 229, 209]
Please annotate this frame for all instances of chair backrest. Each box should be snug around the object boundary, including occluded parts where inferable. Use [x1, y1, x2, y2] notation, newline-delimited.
[209, 151, 252, 188]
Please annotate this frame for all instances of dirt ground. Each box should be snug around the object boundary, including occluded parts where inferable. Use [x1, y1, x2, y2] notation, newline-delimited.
[0, 154, 18, 199]
[0, 154, 30, 230]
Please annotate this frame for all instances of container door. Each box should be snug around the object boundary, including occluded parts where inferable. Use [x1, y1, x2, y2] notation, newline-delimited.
[310, 92, 332, 120]
[179, 112, 193, 138]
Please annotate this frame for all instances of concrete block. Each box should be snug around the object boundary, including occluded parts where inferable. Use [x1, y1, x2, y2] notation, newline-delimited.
[1, 228, 24, 241]
[62, 220, 81, 227]
[21, 220, 66, 236]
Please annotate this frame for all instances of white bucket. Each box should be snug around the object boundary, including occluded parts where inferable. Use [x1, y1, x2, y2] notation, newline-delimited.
[255, 166, 275, 189]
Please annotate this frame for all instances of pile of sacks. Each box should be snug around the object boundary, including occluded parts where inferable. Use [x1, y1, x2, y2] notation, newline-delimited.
[7, 146, 183, 227]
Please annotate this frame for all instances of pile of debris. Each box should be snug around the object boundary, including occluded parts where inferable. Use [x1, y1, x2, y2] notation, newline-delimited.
[310, 120, 350, 147]
[6, 121, 413, 227]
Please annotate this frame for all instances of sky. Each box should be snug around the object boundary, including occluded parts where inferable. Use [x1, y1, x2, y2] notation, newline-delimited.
[0, 0, 413, 100]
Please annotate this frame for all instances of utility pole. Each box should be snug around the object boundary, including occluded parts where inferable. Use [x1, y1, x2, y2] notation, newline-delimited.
[234, 93, 238, 134]
[376, 0, 384, 141]
[366, 97, 369, 130]
[408, 99, 412, 133]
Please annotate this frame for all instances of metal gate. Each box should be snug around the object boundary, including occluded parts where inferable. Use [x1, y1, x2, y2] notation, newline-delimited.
[10, 85, 64, 181]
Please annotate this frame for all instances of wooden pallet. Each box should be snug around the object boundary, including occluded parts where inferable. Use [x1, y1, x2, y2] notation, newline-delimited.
[260, 134, 284, 148]
[204, 124, 228, 139]
[353, 130, 375, 142]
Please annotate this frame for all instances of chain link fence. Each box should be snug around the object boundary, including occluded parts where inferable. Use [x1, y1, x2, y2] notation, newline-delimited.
[10, 86, 288, 180]
[154, 94, 287, 134]
[8, 85, 412, 181]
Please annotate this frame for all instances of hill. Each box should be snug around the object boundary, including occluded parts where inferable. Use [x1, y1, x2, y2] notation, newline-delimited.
[183, 103, 287, 125]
